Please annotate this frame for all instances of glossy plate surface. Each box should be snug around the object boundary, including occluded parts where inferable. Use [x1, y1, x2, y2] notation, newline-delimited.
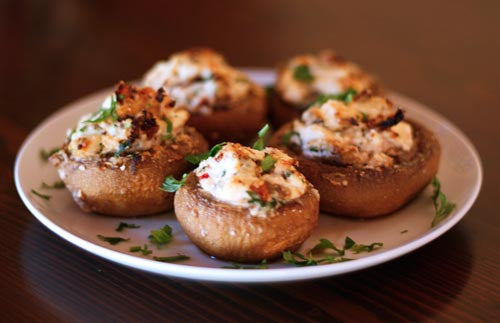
[14, 69, 482, 282]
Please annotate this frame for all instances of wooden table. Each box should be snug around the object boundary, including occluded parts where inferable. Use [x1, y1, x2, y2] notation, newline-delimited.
[1, 0, 499, 321]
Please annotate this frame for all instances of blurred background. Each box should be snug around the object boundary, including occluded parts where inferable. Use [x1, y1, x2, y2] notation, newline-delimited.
[1, 1, 499, 320]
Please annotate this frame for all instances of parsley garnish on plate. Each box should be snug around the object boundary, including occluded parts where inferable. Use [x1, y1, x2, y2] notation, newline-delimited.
[153, 255, 190, 263]
[97, 235, 130, 245]
[41, 181, 65, 189]
[293, 65, 314, 82]
[252, 124, 270, 151]
[431, 177, 456, 227]
[283, 237, 383, 267]
[221, 260, 268, 269]
[31, 189, 51, 200]
[149, 225, 173, 248]
[40, 148, 60, 161]
[161, 174, 188, 193]
[115, 222, 141, 232]
[129, 244, 152, 256]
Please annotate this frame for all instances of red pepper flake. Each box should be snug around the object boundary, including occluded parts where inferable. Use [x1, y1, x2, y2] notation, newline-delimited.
[250, 183, 270, 201]
[215, 153, 224, 161]
[199, 173, 210, 180]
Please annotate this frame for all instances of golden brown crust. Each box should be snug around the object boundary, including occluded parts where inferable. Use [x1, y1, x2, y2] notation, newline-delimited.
[269, 121, 440, 218]
[187, 89, 267, 145]
[174, 173, 320, 262]
[49, 127, 208, 217]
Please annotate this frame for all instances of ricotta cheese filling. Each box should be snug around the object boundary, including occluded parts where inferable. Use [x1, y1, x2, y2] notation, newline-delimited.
[276, 50, 377, 106]
[290, 95, 414, 168]
[194, 143, 308, 217]
[67, 82, 189, 160]
[142, 48, 259, 115]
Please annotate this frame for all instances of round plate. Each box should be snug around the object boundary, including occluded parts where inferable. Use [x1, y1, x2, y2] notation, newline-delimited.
[14, 69, 482, 283]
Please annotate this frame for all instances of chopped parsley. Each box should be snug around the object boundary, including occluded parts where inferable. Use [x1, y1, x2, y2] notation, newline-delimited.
[160, 174, 188, 192]
[222, 260, 268, 269]
[282, 130, 301, 147]
[41, 181, 65, 189]
[293, 65, 314, 82]
[431, 177, 456, 227]
[40, 147, 60, 161]
[311, 87, 358, 106]
[153, 255, 190, 263]
[129, 244, 152, 256]
[114, 139, 131, 157]
[185, 142, 227, 165]
[261, 154, 276, 173]
[284, 237, 383, 267]
[161, 117, 173, 141]
[115, 222, 140, 232]
[283, 251, 350, 267]
[97, 235, 129, 245]
[265, 85, 275, 96]
[149, 224, 173, 248]
[247, 191, 284, 209]
[252, 124, 270, 151]
[31, 189, 51, 200]
[86, 94, 119, 123]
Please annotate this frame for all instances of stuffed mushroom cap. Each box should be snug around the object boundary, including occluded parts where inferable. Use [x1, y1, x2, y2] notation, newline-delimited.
[142, 48, 266, 144]
[174, 142, 319, 262]
[49, 81, 208, 216]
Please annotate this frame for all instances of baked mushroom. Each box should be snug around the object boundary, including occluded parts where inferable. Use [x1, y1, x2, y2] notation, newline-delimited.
[168, 136, 319, 262]
[269, 92, 440, 218]
[270, 50, 381, 127]
[143, 48, 267, 145]
[49, 81, 208, 217]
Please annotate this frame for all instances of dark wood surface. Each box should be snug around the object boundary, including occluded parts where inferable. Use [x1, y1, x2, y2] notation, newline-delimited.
[1, 0, 499, 321]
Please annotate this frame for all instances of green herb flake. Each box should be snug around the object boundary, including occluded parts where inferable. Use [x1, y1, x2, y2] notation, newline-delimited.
[185, 142, 227, 165]
[41, 181, 65, 189]
[161, 117, 174, 141]
[282, 130, 301, 147]
[129, 244, 152, 256]
[40, 148, 60, 161]
[222, 260, 268, 269]
[31, 189, 51, 200]
[149, 224, 173, 248]
[85, 94, 119, 123]
[252, 124, 270, 151]
[265, 85, 275, 96]
[114, 139, 131, 157]
[161, 173, 188, 192]
[97, 235, 130, 245]
[312, 88, 358, 106]
[261, 154, 276, 173]
[310, 238, 346, 256]
[431, 177, 456, 227]
[293, 65, 314, 82]
[283, 251, 349, 267]
[153, 255, 190, 263]
[350, 242, 383, 254]
[115, 222, 141, 232]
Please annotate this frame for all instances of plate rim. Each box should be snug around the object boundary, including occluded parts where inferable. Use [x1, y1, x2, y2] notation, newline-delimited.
[14, 70, 483, 283]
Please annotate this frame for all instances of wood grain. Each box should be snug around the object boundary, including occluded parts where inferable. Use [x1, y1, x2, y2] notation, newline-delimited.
[1, 0, 499, 321]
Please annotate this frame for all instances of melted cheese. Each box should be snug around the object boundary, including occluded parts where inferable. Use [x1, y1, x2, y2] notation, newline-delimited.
[276, 50, 377, 106]
[143, 48, 260, 115]
[292, 96, 414, 168]
[67, 87, 189, 160]
[195, 143, 308, 217]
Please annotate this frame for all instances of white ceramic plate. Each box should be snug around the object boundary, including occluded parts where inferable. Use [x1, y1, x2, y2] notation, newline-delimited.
[14, 69, 482, 283]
